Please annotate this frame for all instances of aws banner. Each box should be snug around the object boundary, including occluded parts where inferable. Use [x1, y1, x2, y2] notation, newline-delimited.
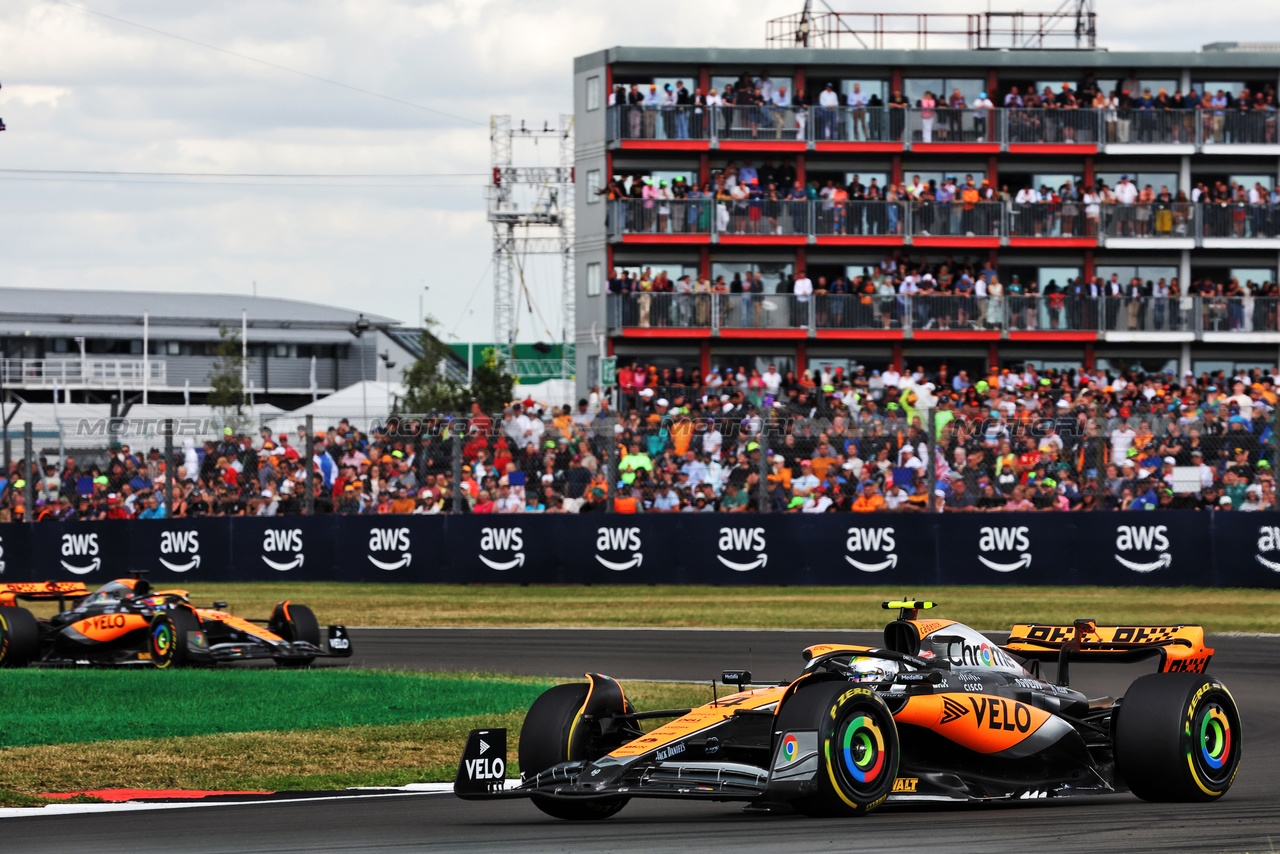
[0, 511, 1274, 587]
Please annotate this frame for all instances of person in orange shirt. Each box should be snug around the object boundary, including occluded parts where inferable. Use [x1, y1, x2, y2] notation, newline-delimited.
[613, 484, 642, 514]
[851, 481, 886, 512]
[389, 485, 417, 514]
[767, 455, 792, 491]
[809, 442, 839, 481]
[552, 405, 574, 440]
[670, 412, 693, 458]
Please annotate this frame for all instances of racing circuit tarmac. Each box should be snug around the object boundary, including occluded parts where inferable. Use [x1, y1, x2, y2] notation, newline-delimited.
[5, 628, 1279, 853]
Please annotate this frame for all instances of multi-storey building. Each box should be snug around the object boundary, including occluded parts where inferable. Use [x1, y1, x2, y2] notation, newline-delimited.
[572, 41, 1280, 391]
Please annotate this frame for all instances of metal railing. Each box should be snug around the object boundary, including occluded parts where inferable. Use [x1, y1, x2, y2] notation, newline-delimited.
[0, 358, 167, 389]
[606, 294, 1280, 335]
[606, 105, 1280, 150]
[609, 199, 1280, 245]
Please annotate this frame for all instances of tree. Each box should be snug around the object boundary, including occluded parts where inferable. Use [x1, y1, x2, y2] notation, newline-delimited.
[400, 316, 468, 414]
[207, 324, 247, 422]
[469, 346, 515, 413]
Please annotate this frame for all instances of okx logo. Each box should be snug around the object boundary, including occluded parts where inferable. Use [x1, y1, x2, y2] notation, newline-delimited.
[262, 529, 304, 571]
[595, 527, 642, 571]
[977, 526, 1031, 572]
[845, 526, 897, 572]
[159, 530, 201, 573]
[1114, 525, 1170, 572]
[478, 527, 524, 571]
[717, 527, 767, 572]
[60, 533, 100, 575]
[368, 527, 412, 570]
[1256, 526, 1280, 572]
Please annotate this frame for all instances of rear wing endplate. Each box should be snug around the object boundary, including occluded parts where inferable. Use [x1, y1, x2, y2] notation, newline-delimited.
[1005, 620, 1212, 681]
[0, 581, 90, 607]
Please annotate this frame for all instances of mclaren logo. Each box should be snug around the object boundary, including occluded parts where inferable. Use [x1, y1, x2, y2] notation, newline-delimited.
[845, 527, 898, 572]
[939, 696, 969, 724]
[977, 526, 1031, 572]
[595, 527, 642, 571]
[368, 527, 412, 570]
[1114, 525, 1171, 572]
[159, 530, 201, 573]
[716, 527, 767, 572]
[60, 533, 101, 575]
[478, 527, 524, 571]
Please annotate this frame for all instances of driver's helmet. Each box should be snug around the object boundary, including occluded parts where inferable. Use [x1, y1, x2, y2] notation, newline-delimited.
[77, 580, 141, 609]
[847, 656, 899, 683]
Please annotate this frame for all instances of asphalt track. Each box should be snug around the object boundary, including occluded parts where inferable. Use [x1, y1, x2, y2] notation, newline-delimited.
[6, 629, 1279, 853]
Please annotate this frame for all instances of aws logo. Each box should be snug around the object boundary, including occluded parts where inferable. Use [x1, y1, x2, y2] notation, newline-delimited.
[159, 530, 201, 573]
[977, 526, 1031, 572]
[845, 527, 897, 572]
[262, 529, 304, 571]
[0, 533, 6, 575]
[1256, 526, 1280, 572]
[717, 527, 767, 572]
[61, 533, 101, 575]
[479, 527, 524, 571]
[1114, 525, 1170, 572]
[595, 527, 642, 571]
[368, 527, 412, 571]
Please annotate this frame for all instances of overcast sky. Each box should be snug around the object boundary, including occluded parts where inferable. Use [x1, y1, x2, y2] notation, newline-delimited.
[1, 1, 1276, 345]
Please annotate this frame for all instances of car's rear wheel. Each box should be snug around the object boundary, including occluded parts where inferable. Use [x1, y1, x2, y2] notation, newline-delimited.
[774, 681, 900, 817]
[518, 682, 630, 821]
[270, 602, 320, 667]
[149, 607, 200, 669]
[1116, 672, 1242, 802]
[0, 606, 40, 667]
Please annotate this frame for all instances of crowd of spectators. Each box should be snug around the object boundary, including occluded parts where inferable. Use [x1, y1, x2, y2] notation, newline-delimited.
[5, 362, 1277, 519]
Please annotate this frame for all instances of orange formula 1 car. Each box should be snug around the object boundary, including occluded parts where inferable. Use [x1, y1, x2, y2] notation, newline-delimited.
[0, 577, 352, 668]
[455, 600, 1239, 820]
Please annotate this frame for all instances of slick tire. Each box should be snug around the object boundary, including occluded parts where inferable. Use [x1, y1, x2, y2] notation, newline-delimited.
[775, 681, 900, 818]
[149, 607, 200, 669]
[518, 683, 629, 821]
[0, 606, 40, 667]
[1115, 672, 1242, 802]
[270, 602, 320, 668]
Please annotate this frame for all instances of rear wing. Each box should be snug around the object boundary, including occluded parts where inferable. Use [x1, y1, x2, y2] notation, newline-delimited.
[1005, 620, 1212, 681]
[0, 581, 89, 608]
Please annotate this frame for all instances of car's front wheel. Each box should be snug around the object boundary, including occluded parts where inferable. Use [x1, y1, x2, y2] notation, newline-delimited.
[149, 607, 200, 669]
[270, 602, 320, 667]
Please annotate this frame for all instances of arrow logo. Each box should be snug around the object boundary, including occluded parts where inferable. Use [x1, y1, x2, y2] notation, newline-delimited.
[595, 553, 643, 571]
[478, 553, 525, 571]
[845, 553, 899, 573]
[1256, 554, 1280, 572]
[368, 552, 413, 571]
[263, 553, 305, 571]
[479, 739, 490, 755]
[159, 554, 202, 573]
[717, 553, 768, 572]
[977, 553, 1032, 573]
[1114, 552, 1172, 573]
[60, 557, 101, 576]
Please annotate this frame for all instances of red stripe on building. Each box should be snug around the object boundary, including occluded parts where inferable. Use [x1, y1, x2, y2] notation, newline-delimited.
[619, 328, 710, 338]
[814, 142, 904, 153]
[717, 140, 807, 152]
[911, 236, 1001, 248]
[814, 235, 905, 247]
[911, 143, 1000, 154]
[1007, 331, 1099, 342]
[717, 234, 808, 245]
[912, 330, 1002, 341]
[719, 328, 808, 339]
[816, 329, 904, 340]
[618, 140, 709, 151]
[620, 234, 709, 244]
[1007, 144, 1099, 155]
[1007, 237, 1099, 248]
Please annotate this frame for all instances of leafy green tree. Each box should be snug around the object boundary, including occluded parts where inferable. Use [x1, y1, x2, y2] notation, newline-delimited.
[207, 324, 246, 415]
[469, 346, 515, 413]
[400, 316, 468, 414]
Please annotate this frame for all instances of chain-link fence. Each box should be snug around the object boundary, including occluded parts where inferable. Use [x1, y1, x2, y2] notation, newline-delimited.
[3, 374, 1278, 520]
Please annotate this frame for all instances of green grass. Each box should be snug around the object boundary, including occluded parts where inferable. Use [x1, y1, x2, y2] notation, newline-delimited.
[48, 583, 1280, 633]
[0, 669, 553, 748]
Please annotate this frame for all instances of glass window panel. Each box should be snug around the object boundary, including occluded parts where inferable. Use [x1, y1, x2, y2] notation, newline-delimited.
[841, 79, 887, 102]
[1230, 268, 1276, 287]
[586, 76, 601, 112]
[1038, 267, 1081, 290]
[711, 261, 793, 293]
[586, 169, 601, 204]
[586, 262, 602, 297]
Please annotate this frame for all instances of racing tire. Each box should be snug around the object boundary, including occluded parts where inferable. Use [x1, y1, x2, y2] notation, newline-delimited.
[0, 606, 40, 667]
[518, 683, 630, 821]
[149, 607, 200, 669]
[774, 681, 900, 818]
[270, 602, 320, 668]
[1115, 672, 1242, 803]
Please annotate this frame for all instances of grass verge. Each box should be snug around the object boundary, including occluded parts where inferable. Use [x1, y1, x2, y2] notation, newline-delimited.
[30, 583, 1279, 633]
[0, 680, 711, 807]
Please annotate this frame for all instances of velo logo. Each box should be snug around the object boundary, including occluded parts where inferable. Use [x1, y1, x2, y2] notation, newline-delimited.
[159, 530, 201, 573]
[595, 527, 642, 571]
[262, 529, 304, 571]
[368, 527, 412, 571]
[977, 526, 1031, 572]
[60, 533, 101, 575]
[478, 527, 524, 571]
[845, 527, 897, 572]
[716, 527, 767, 572]
[1114, 525, 1170, 572]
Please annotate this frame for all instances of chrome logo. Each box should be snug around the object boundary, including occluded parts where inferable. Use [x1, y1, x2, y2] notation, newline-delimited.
[1199, 705, 1231, 770]
[152, 623, 171, 656]
[782, 733, 798, 762]
[841, 715, 886, 783]
[979, 643, 994, 667]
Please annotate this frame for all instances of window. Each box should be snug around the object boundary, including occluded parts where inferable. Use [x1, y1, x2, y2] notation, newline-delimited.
[586, 262, 602, 297]
[587, 354, 599, 385]
[586, 169, 601, 204]
[586, 76, 601, 112]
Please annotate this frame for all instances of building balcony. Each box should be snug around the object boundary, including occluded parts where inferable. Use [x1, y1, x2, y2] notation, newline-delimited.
[605, 105, 1280, 155]
[608, 200, 1280, 249]
[606, 294, 1280, 343]
[0, 356, 344, 396]
[0, 358, 165, 391]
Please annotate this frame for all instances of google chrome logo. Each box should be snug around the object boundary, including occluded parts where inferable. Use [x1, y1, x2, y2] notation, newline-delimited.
[782, 733, 798, 762]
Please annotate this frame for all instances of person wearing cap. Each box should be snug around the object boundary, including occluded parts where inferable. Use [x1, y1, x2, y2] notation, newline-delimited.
[817, 82, 839, 139]
[1241, 483, 1269, 512]
[971, 90, 994, 141]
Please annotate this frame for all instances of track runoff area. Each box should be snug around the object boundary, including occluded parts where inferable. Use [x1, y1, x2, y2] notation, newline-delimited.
[4, 622, 1279, 854]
